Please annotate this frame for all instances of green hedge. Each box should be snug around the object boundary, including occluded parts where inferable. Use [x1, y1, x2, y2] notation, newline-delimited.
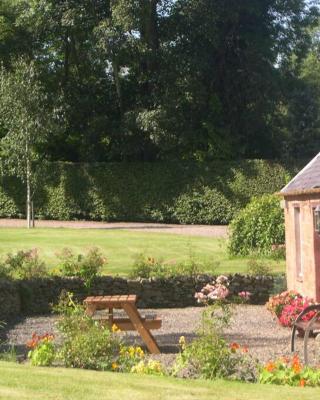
[0, 160, 303, 224]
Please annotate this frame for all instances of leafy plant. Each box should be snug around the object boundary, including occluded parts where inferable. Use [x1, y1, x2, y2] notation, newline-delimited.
[266, 290, 315, 327]
[131, 360, 166, 376]
[57, 247, 106, 288]
[1, 249, 47, 279]
[228, 194, 285, 256]
[54, 292, 120, 370]
[260, 355, 320, 387]
[130, 253, 215, 279]
[172, 304, 258, 381]
[27, 333, 55, 366]
[246, 259, 272, 276]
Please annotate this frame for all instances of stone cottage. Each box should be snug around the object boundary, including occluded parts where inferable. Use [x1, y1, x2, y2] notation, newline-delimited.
[280, 153, 320, 301]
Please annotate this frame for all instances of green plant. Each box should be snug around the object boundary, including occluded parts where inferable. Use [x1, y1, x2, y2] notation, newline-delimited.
[27, 333, 55, 366]
[246, 259, 272, 276]
[130, 253, 215, 279]
[2, 249, 47, 279]
[54, 292, 120, 370]
[131, 360, 166, 376]
[114, 345, 145, 373]
[260, 355, 320, 387]
[57, 248, 106, 288]
[172, 304, 258, 381]
[228, 194, 285, 256]
[0, 160, 299, 224]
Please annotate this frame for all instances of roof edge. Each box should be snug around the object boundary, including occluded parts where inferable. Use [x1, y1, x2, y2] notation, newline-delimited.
[277, 188, 320, 197]
[280, 152, 320, 193]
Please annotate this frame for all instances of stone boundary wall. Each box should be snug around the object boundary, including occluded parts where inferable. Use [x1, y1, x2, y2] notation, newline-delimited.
[0, 274, 285, 321]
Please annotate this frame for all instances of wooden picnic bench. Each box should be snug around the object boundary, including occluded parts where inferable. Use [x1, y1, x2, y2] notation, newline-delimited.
[84, 294, 161, 354]
[291, 304, 320, 364]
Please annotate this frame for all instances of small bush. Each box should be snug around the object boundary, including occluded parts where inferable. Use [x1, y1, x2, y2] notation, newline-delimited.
[172, 304, 257, 381]
[130, 253, 215, 279]
[228, 194, 285, 256]
[57, 247, 106, 288]
[27, 333, 55, 367]
[260, 355, 320, 387]
[1, 249, 47, 279]
[54, 292, 120, 370]
[246, 259, 272, 276]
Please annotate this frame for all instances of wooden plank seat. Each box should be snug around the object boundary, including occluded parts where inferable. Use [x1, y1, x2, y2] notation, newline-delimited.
[291, 304, 320, 364]
[84, 294, 161, 354]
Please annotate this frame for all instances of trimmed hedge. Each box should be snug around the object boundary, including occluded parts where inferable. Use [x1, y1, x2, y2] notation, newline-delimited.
[0, 160, 302, 224]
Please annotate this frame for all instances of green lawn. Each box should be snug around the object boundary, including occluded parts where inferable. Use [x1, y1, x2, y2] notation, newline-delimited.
[0, 228, 285, 276]
[0, 362, 317, 400]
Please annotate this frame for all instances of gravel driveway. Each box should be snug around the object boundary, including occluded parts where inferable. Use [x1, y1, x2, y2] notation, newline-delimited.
[0, 219, 228, 238]
[3, 305, 318, 367]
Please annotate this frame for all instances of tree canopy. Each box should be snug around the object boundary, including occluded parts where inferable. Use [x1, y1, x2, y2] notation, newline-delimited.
[0, 0, 319, 162]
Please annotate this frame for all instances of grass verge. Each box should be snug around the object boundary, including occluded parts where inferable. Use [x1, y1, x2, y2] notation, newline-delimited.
[0, 362, 318, 400]
[0, 228, 284, 276]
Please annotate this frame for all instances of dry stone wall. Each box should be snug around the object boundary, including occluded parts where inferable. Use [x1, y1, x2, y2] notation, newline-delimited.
[0, 274, 283, 321]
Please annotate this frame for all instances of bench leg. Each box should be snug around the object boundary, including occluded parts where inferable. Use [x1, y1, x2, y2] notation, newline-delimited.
[122, 303, 160, 354]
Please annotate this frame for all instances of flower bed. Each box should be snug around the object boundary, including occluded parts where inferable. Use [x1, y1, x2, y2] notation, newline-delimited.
[266, 290, 315, 327]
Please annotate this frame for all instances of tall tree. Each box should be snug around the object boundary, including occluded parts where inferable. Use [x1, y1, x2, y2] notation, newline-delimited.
[0, 59, 59, 227]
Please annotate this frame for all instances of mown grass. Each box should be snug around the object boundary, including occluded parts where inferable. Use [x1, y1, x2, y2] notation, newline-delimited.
[0, 228, 285, 276]
[0, 362, 318, 400]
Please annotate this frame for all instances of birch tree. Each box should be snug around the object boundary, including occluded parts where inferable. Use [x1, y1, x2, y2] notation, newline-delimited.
[0, 59, 55, 228]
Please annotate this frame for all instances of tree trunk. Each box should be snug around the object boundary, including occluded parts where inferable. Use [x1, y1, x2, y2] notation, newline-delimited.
[26, 143, 32, 229]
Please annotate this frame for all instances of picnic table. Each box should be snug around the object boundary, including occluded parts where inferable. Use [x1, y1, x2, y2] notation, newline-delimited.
[84, 294, 161, 354]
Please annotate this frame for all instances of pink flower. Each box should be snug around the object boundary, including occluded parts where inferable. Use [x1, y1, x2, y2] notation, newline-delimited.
[238, 291, 252, 300]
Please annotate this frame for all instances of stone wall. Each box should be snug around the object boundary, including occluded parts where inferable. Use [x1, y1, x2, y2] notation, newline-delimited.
[0, 274, 283, 321]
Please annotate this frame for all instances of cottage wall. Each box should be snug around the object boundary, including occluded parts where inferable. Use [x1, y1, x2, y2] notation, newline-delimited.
[284, 194, 320, 301]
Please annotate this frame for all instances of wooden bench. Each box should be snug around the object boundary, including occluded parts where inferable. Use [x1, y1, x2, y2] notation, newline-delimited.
[84, 295, 162, 354]
[291, 304, 320, 364]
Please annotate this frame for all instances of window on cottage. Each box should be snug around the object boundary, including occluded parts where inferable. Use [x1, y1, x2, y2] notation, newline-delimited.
[294, 207, 303, 279]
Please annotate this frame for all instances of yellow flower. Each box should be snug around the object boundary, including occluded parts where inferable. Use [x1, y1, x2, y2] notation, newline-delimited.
[111, 362, 119, 370]
[179, 336, 186, 350]
[112, 324, 121, 333]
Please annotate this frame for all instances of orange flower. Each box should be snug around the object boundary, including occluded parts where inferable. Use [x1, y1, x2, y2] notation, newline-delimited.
[230, 342, 240, 352]
[299, 379, 306, 387]
[293, 362, 302, 374]
[242, 346, 248, 353]
[265, 361, 276, 372]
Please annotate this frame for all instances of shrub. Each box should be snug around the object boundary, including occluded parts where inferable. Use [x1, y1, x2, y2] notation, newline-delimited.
[130, 253, 216, 279]
[246, 259, 272, 276]
[57, 247, 106, 288]
[228, 194, 285, 256]
[0, 160, 300, 224]
[54, 292, 120, 370]
[172, 304, 257, 381]
[266, 290, 315, 327]
[26, 333, 55, 366]
[260, 355, 320, 387]
[0, 249, 47, 279]
[131, 360, 166, 376]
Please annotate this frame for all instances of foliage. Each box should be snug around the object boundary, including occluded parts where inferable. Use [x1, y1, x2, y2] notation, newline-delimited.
[246, 259, 272, 276]
[131, 360, 166, 376]
[172, 304, 258, 381]
[228, 194, 285, 256]
[54, 292, 120, 370]
[57, 248, 106, 288]
[194, 276, 252, 304]
[113, 344, 145, 373]
[0, 160, 301, 224]
[1, 1, 318, 162]
[259, 355, 320, 387]
[0, 249, 47, 279]
[0, 59, 60, 227]
[130, 253, 214, 279]
[266, 290, 315, 327]
[26, 333, 55, 367]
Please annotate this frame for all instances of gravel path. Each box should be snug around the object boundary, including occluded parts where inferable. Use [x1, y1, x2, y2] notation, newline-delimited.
[0, 219, 228, 238]
[3, 305, 319, 367]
